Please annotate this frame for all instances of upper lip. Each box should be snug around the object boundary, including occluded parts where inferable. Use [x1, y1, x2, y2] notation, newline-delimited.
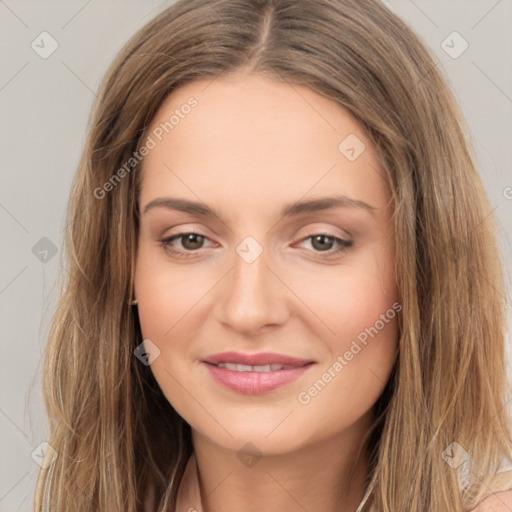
[202, 351, 315, 367]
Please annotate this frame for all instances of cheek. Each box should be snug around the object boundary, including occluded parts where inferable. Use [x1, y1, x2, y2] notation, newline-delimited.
[294, 239, 398, 348]
[134, 243, 213, 339]
[133, 246, 219, 416]
[292, 242, 398, 412]
[295, 323, 397, 445]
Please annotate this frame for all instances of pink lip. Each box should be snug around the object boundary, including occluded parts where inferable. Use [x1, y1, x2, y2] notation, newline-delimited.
[201, 352, 316, 395]
[202, 351, 314, 367]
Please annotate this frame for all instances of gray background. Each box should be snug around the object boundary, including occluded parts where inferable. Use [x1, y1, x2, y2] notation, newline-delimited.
[1, 1, 511, 510]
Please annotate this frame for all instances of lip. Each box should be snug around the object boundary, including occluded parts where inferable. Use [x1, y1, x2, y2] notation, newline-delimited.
[201, 351, 316, 395]
[202, 351, 314, 367]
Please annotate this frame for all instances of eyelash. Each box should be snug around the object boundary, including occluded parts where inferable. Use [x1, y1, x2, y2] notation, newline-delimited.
[158, 232, 353, 259]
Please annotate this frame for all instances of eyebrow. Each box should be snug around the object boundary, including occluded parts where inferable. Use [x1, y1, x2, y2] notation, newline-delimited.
[142, 195, 376, 218]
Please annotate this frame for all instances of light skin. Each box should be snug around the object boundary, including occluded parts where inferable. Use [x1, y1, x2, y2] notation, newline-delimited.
[134, 71, 399, 512]
[472, 492, 512, 512]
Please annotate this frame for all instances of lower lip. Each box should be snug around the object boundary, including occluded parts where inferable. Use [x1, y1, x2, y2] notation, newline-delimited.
[203, 362, 314, 395]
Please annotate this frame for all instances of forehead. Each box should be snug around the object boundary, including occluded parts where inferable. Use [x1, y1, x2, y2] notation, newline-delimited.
[139, 73, 388, 213]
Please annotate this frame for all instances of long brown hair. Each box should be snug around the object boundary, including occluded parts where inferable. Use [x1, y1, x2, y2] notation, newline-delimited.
[34, 1, 512, 510]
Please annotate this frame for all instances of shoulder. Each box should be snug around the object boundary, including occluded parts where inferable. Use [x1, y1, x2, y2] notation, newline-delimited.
[470, 490, 512, 512]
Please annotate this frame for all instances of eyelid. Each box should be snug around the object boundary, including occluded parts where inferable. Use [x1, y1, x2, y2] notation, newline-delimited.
[159, 223, 216, 238]
[293, 222, 353, 241]
[159, 226, 350, 245]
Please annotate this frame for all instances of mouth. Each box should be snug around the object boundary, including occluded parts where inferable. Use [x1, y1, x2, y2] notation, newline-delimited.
[207, 362, 305, 372]
[202, 351, 314, 368]
[201, 352, 316, 394]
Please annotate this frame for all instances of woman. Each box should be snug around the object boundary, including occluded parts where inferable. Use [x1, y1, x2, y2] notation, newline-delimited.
[34, 0, 512, 510]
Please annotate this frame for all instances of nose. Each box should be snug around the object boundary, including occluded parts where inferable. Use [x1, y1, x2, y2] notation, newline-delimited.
[215, 243, 289, 336]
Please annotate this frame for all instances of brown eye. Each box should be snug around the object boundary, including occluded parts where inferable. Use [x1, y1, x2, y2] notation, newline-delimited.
[297, 233, 353, 256]
[159, 232, 213, 258]
[179, 233, 205, 250]
[311, 234, 336, 251]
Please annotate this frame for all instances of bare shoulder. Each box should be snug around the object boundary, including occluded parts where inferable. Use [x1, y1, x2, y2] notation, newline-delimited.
[470, 490, 512, 511]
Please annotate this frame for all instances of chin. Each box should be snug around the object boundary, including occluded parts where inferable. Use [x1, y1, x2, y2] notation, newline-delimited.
[190, 412, 320, 456]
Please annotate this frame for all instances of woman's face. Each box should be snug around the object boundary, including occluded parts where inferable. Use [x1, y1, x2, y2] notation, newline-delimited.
[134, 72, 399, 455]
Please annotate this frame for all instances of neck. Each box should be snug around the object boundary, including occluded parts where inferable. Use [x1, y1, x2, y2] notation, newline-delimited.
[191, 412, 372, 512]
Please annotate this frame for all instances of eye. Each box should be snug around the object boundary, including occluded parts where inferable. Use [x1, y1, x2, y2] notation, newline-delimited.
[297, 234, 353, 255]
[159, 232, 353, 259]
[159, 232, 215, 258]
